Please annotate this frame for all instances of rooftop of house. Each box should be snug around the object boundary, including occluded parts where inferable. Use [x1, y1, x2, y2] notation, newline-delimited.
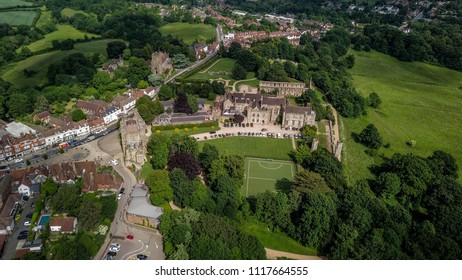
[50, 216, 76, 232]
[34, 111, 51, 120]
[127, 196, 164, 219]
[5, 122, 36, 138]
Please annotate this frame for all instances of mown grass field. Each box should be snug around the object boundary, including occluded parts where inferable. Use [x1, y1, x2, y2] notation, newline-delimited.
[159, 23, 215, 45]
[2, 39, 122, 87]
[23, 24, 100, 53]
[199, 137, 294, 161]
[0, 0, 33, 8]
[237, 217, 317, 256]
[243, 158, 295, 197]
[186, 58, 235, 80]
[0, 10, 38, 26]
[343, 50, 462, 183]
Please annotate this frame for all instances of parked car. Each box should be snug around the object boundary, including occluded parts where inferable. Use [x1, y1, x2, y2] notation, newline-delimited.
[119, 188, 125, 194]
[24, 221, 31, 226]
[107, 251, 117, 257]
[111, 159, 118, 166]
[15, 158, 24, 163]
[126, 234, 134, 240]
[137, 254, 148, 260]
[26, 212, 33, 218]
[17, 234, 27, 240]
[109, 243, 120, 252]
[20, 230, 29, 235]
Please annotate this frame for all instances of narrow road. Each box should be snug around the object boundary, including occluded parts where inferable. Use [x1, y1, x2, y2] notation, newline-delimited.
[265, 248, 322, 260]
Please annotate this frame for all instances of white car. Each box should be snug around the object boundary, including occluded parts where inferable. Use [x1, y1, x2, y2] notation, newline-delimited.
[109, 243, 120, 252]
[24, 221, 31, 226]
[15, 158, 24, 163]
[111, 159, 118, 166]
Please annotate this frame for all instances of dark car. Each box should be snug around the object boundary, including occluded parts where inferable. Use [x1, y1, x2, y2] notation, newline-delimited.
[119, 188, 125, 194]
[17, 234, 27, 240]
[107, 251, 117, 257]
[137, 254, 147, 260]
[26, 212, 33, 218]
[20, 230, 29, 235]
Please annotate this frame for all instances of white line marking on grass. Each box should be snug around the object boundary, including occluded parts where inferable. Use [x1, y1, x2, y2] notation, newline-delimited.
[248, 176, 278, 181]
[246, 159, 251, 197]
[256, 161, 283, 170]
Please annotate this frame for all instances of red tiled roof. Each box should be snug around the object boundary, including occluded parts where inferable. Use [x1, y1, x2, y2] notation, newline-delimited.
[50, 216, 76, 233]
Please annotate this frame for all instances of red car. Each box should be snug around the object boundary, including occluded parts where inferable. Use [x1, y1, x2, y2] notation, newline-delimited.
[126, 234, 134, 240]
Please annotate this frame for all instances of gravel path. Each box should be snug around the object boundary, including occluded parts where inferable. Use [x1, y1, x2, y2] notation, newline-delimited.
[265, 248, 322, 260]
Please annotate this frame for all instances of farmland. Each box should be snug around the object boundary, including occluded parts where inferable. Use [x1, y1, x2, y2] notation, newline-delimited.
[0, 0, 34, 9]
[342, 50, 462, 183]
[159, 23, 215, 45]
[0, 10, 38, 26]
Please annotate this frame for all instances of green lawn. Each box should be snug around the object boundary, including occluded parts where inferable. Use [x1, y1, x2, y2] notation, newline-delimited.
[186, 58, 235, 81]
[2, 39, 122, 87]
[0, 0, 34, 8]
[0, 10, 38, 26]
[243, 157, 295, 197]
[199, 137, 294, 161]
[238, 218, 317, 256]
[343, 50, 462, 183]
[22, 24, 100, 53]
[159, 23, 215, 45]
[207, 58, 235, 72]
[235, 78, 260, 90]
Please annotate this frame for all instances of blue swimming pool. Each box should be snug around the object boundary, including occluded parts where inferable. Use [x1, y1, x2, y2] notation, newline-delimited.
[38, 214, 50, 226]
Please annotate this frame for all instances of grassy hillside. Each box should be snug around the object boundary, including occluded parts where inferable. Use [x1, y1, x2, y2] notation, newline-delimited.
[343, 50, 462, 183]
[0, 10, 38, 26]
[23, 24, 100, 53]
[159, 23, 215, 45]
[2, 39, 122, 87]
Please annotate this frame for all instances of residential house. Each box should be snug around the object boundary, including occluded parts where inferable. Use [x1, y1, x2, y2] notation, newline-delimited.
[94, 174, 118, 191]
[49, 216, 77, 234]
[103, 106, 122, 124]
[76, 100, 110, 117]
[33, 111, 51, 124]
[113, 95, 136, 115]
[194, 44, 208, 59]
[87, 117, 106, 135]
[17, 176, 32, 197]
[5, 122, 36, 138]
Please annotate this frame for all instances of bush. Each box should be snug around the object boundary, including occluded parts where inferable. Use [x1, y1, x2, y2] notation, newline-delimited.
[152, 121, 219, 132]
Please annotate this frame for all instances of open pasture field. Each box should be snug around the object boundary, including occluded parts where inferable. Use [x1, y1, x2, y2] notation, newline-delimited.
[2, 39, 122, 87]
[24, 24, 100, 53]
[343, 50, 462, 183]
[159, 23, 215, 45]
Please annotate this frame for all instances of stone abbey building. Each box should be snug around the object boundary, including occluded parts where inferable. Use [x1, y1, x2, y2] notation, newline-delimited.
[259, 81, 309, 97]
[218, 92, 316, 129]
